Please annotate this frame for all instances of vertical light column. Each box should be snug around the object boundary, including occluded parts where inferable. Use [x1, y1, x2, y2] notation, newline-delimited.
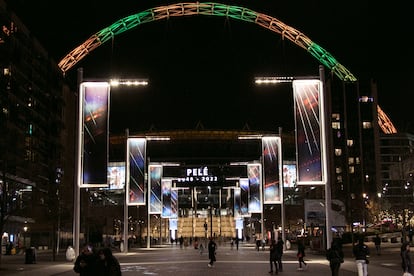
[123, 129, 129, 253]
[73, 68, 83, 257]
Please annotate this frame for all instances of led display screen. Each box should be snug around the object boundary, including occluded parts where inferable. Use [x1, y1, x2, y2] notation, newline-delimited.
[127, 138, 146, 205]
[107, 162, 125, 190]
[293, 79, 326, 185]
[79, 82, 110, 187]
[240, 178, 250, 217]
[262, 137, 281, 203]
[283, 163, 297, 188]
[161, 179, 172, 218]
[248, 164, 262, 213]
[149, 165, 162, 214]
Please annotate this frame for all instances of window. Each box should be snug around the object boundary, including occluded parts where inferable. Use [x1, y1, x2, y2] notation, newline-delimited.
[332, 113, 341, 121]
[3, 67, 10, 76]
[347, 139, 354, 147]
[362, 121, 372, 129]
[335, 148, 342, 156]
[359, 96, 373, 102]
[332, 122, 341, 129]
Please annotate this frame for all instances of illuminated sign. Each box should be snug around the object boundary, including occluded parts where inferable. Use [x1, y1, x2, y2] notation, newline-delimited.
[176, 166, 218, 183]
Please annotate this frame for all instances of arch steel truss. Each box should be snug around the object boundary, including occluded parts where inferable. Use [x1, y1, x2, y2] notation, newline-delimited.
[57, 2, 396, 133]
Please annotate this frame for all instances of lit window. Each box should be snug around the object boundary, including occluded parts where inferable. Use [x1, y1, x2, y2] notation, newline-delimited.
[3, 68, 10, 75]
[347, 139, 354, 147]
[332, 122, 341, 129]
[359, 96, 373, 102]
[355, 157, 360, 164]
[332, 113, 340, 121]
[2, 107, 8, 115]
[348, 157, 354, 165]
[362, 121, 372, 129]
[334, 148, 342, 156]
[335, 167, 342, 174]
[336, 175, 343, 183]
[349, 166, 355, 174]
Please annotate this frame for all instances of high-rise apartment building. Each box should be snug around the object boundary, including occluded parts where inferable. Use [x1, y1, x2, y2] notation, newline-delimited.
[0, 0, 74, 249]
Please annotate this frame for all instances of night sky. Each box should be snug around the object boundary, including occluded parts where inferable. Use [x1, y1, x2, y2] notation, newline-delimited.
[6, 1, 408, 134]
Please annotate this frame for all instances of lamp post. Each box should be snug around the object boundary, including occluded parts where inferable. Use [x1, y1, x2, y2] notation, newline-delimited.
[73, 68, 148, 256]
[23, 225, 28, 248]
[362, 193, 368, 232]
[208, 186, 213, 238]
[254, 65, 333, 249]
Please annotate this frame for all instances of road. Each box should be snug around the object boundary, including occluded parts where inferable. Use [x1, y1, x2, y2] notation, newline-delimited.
[0, 240, 404, 275]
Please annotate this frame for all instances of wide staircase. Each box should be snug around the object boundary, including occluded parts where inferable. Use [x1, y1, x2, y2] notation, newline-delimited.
[177, 216, 236, 239]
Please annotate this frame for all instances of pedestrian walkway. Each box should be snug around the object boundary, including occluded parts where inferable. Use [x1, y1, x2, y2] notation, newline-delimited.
[0, 240, 404, 275]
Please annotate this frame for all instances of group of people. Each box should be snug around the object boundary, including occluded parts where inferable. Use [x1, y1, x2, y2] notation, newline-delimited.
[72, 235, 413, 276]
[326, 235, 412, 276]
[73, 244, 122, 276]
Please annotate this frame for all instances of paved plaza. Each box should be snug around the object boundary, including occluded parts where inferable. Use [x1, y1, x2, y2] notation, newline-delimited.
[0, 240, 405, 275]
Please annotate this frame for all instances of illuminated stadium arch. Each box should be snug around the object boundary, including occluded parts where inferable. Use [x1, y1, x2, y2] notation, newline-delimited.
[57, 2, 396, 133]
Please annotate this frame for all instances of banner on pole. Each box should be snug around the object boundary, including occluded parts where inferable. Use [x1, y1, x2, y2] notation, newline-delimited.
[127, 138, 146, 205]
[262, 137, 282, 204]
[293, 79, 327, 185]
[79, 82, 110, 188]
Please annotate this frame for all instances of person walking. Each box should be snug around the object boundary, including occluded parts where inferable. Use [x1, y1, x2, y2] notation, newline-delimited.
[297, 239, 307, 270]
[326, 240, 344, 276]
[256, 238, 261, 251]
[276, 237, 284, 272]
[208, 237, 217, 267]
[373, 234, 381, 255]
[401, 241, 412, 275]
[179, 236, 184, 249]
[73, 244, 99, 276]
[97, 247, 122, 276]
[353, 237, 370, 276]
[268, 239, 278, 274]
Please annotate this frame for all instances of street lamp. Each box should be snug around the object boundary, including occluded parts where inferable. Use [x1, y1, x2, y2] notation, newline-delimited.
[23, 225, 28, 248]
[73, 68, 148, 256]
[254, 65, 333, 249]
[362, 193, 369, 232]
[208, 186, 213, 238]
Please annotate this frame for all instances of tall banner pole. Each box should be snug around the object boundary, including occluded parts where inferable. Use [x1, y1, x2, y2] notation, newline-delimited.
[320, 65, 333, 249]
[73, 67, 83, 257]
[279, 127, 286, 247]
[123, 129, 129, 253]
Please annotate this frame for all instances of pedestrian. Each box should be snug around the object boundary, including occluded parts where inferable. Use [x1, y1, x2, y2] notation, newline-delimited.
[73, 244, 99, 276]
[326, 240, 344, 276]
[208, 237, 217, 267]
[256, 238, 261, 251]
[276, 237, 284, 272]
[235, 237, 239, 251]
[97, 247, 122, 276]
[268, 239, 278, 274]
[401, 241, 412, 275]
[353, 237, 370, 276]
[373, 234, 381, 255]
[179, 236, 184, 249]
[297, 238, 307, 270]
[199, 243, 204, 255]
